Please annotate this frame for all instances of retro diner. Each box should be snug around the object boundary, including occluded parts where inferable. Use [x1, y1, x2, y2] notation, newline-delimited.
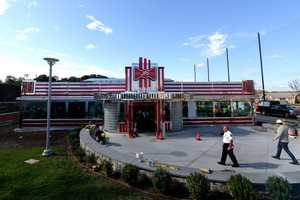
[20, 57, 255, 139]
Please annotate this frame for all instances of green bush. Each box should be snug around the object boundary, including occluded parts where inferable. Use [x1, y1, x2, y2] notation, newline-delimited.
[266, 176, 292, 200]
[67, 129, 79, 146]
[152, 168, 172, 195]
[186, 172, 210, 200]
[122, 164, 140, 185]
[86, 153, 97, 164]
[100, 159, 113, 177]
[75, 146, 86, 163]
[228, 174, 258, 200]
[137, 173, 152, 188]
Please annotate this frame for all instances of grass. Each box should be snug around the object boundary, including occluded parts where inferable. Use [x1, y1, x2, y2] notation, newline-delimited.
[0, 146, 150, 200]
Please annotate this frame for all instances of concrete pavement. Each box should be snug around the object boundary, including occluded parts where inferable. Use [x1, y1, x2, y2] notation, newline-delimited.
[102, 125, 300, 184]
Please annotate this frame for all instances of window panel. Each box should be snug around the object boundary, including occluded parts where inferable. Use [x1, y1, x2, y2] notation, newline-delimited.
[68, 102, 86, 118]
[196, 101, 213, 117]
[88, 101, 103, 118]
[22, 101, 47, 119]
[214, 101, 231, 117]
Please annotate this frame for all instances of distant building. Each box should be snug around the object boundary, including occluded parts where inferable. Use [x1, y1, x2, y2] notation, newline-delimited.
[19, 57, 256, 139]
[264, 91, 300, 104]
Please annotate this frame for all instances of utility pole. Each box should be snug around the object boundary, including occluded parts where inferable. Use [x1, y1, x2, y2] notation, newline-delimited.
[226, 48, 230, 82]
[206, 57, 210, 82]
[257, 32, 266, 101]
[193, 64, 196, 82]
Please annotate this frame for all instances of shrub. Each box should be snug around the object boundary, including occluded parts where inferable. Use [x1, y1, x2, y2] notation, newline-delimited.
[152, 168, 172, 195]
[67, 129, 79, 146]
[74, 145, 86, 162]
[100, 159, 113, 177]
[266, 176, 292, 200]
[86, 153, 97, 164]
[122, 164, 140, 185]
[186, 172, 210, 200]
[228, 174, 258, 200]
[137, 173, 152, 188]
[169, 179, 189, 199]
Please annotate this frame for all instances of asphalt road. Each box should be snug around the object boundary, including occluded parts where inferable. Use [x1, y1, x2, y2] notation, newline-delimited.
[256, 114, 299, 125]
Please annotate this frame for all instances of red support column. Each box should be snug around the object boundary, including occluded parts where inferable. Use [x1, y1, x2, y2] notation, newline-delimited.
[155, 100, 164, 140]
[128, 101, 134, 138]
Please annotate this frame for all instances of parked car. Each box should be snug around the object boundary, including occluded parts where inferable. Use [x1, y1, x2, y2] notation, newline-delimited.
[257, 100, 280, 115]
[269, 104, 297, 118]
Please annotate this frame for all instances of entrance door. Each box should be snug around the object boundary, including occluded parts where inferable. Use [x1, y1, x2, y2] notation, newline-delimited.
[133, 102, 155, 133]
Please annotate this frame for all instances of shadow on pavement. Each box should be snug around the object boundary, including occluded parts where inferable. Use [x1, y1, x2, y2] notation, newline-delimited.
[239, 162, 279, 169]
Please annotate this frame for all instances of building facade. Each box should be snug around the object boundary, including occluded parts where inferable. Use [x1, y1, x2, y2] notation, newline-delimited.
[20, 57, 255, 139]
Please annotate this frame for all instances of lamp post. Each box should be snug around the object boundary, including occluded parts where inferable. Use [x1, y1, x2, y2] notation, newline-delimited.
[42, 57, 59, 157]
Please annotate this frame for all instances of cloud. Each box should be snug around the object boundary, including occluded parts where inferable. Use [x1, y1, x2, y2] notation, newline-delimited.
[0, 0, 9, 15]
[183, 32, 229, 57]
[27, 1, 37, 8]
[85, 43, 96, 50]
[206, 32, 227, 56]
[182, 35, 207, 48]
[16, 27, 40, 41]
[85, 15, 112, 34]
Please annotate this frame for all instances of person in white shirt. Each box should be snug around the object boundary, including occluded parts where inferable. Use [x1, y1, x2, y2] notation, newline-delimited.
[218, 126, 239, 167]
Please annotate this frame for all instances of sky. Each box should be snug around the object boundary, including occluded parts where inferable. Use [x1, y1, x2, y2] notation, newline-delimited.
[0, 0, 300, 91]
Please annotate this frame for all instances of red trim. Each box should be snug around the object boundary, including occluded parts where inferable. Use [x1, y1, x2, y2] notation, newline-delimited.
[0, 112, 19, 121]
[161, 67, 164, 91]
[144, 58, 147, 89]
[158, 68, 161, 91]
[164, 83, 242, 87]
[148, 60, 151, 88]
[36, 84, 125, 87]
[125, 67, 128, 91]
[165, 86, 242, 89]
[129, 67, 132, 91]
[165, 89, 242, 92]
[139, 57, 143, 91]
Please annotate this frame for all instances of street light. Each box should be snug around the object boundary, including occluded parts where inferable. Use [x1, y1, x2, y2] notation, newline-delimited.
[42, 57, 59, 157]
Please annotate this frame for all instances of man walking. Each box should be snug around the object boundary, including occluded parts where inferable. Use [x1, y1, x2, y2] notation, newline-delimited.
[272, 119, 299, 165]
[218, 126, 240, 167]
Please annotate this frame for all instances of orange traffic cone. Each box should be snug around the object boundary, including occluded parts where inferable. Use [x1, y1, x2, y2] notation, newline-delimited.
[195, 132, 202, 141]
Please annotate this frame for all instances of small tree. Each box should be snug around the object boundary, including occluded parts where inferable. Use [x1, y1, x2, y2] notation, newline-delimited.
[122, 164, 139, 185]
[228, 174, 258, 200]
[288, 79, 300, 92]
[100, 160, 113, 177]
[152, 168, 172, 195]
[266, 176, 292, 200]
[186, 172, 210, 200]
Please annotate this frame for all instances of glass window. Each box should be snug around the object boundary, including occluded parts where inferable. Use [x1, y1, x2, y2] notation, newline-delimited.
[22, 101, 47, 119]
[68, 102, 86, 118]
[214, 101, 231, 117]
[196, 101, 214, 117]
[182, 101, 188, 117]
[51, 102, 66, 118]
[88, 101, 103, 118]
[232, 101, 251, 117]
[118, 102, 125, 122]
[164, 102, 170, 121]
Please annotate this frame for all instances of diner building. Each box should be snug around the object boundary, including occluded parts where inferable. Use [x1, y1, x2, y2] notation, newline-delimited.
[20, 57, 255, 139]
